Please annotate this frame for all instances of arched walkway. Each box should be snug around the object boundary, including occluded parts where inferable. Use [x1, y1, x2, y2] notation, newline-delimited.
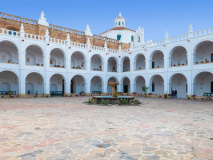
[71, 51, 85, 69]
[150, 50, 164, 69]
[134, 76, 146, 93]
[0, 71, 19, 95]
[50, 48, 65, 68]
[26, 45, 43, 66]
[90, 76, 103, 93]
[71, 75, 85, 94]
[108, 57, 117, 72]
[25, 72, 44, 95]
[150, 75, 164, 94]
[50, 74, 64, 96]
[170, 46, 187, 67]
[122, 57, 130, 72]
[169, 73, 187, 98]
[0, 41, 18, 64]
[122, 77, 130, 93]
[107, 77, 118, 93]
[193, 72, 213, 96]
[91, 55, 103, 71]
[134, 54, 145, 70]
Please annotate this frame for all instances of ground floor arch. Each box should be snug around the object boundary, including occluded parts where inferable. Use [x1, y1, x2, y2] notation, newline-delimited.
[193, 72, 213, 96]
[71, 75, 85, 94]
[50, 74, 64, 96]
[150, 75, 164, 94]
[107, 77, 118, 93]
[122, 77, 130, 93]
[169, 73, 187, 98]
[0, 71, 19, 95]
[134, 76, 146, 93]
[26, 72, 44, 95]
[90, 76, 103, 93]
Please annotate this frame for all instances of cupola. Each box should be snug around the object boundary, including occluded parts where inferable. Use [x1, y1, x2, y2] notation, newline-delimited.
[114, 13, 126, 27]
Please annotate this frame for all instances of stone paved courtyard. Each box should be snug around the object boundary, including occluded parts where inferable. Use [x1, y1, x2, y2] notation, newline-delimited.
[0, 97, 213, 160]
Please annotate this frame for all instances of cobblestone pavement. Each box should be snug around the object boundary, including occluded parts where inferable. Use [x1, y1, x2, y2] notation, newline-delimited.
[0, 97, 213, 160]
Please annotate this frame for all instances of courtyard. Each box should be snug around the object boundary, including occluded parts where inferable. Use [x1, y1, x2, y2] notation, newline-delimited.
[0, 97, 213, 160]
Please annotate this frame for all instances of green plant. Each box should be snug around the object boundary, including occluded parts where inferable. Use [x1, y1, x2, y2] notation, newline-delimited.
[134, 99, 141, 104]
[142, 86, 149, 97]
[8, 60, 11, 63]
[88, 98, 94, 104]
[205, 59, 207, 61]
[187, 97, 190, 100]
[164, 94, 168, 98]
[102, 101, 107, 105]
[46, 95, 49, 97]
[114, 90, 118, 97]
[27, 90, 30, 94]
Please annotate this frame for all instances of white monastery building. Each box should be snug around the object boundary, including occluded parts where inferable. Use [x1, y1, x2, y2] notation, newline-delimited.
[0, 12, 212, 99]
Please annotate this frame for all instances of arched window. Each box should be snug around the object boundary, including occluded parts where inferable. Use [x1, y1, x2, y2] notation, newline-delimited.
[115, 22, 117, 26]
[131, 36, 134, 43]
[117, 35, 121, 40]
[138, 36, 140, 42]
[122, 22, 124, 26]
[118, 22, 121, 26]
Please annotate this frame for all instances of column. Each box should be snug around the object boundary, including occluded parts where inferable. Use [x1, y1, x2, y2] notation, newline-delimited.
[130, 82, 135, 93]
[65, 80, 71, 96]
[85, 82, 90, 94]
[44, 77, 50, 96]
[86, 59, 91, 71]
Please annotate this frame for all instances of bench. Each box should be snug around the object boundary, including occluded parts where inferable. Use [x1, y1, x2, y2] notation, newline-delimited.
[50, 91, 63, 97]
[0, 91, 16, 95]
[203, 93, 213, 97]
[92, 91, 101, 94]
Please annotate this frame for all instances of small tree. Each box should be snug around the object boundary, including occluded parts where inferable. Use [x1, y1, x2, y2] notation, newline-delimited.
[141, 86, 149, 97]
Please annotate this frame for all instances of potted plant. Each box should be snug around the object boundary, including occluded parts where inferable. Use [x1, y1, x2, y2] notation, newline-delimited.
[178, 63, 180, 66]
[173, 64, 176, 66]
[97, 69, 99, 71]
[201, 61, 204, 63]
[157, 66, 159, 68]
[76, 67, 78, 69]
[37, 63, 40, 66]
[205, 59, 209, 63]
[8, 60, 11, 63]
[81, 63, 84, 67]
[196, 62, 198, 64]
[9, 91, 12, 96]
[79, 67, 81, 69]
[99, 65, 101, 69]
[182, 63, 184, 65]
[72, 66, 75, 69]
[41, 64, 43, 66]
[139, 67, 141, 70]
[126, 69, 128, 72]
[35, 91, 38, 95]
[54, 65, 56, 67]
[28, 90, 30, 94]
[62, 66, 64, 68]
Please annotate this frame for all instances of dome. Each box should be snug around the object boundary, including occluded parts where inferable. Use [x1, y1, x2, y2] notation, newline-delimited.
[114, 13, 126, 27]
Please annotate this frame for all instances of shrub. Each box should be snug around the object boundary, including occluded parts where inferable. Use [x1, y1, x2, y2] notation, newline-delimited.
[102, 101, 107, 105]
[114, 91, 118, 97]
[164, 94, 168, 98]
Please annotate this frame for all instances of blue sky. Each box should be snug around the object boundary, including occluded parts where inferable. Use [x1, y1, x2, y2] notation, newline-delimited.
[1, 0, 212, 41]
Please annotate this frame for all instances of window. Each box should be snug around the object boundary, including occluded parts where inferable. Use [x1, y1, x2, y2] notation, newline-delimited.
[115, 22, 117, 26]
[118, 22, 121, 26]
[152, 82, 155, 92]
[117, 35, 121, 40]
[131, 36, 134, 43]
[138, 36, 140, 42]
[122, 22, 124, 26]
[152, 62, 155, 68]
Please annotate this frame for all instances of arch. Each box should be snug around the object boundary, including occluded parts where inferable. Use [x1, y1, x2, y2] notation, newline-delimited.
[134, 53, 146, 70]
[107, 77, 118, 93]
[121, 56, 130, 72]
[90, 76, 103, 93]
[150, 74, 164, 94]
[50, 48, 65, 68]
[193, 71, 213, 96]
[71, 75, 86, 94]
[193, 41, 213, 64]
[91, 54, 103, 71]
[107, 57, 118, 72]
[150, 50, 164, 69]
[5, 25, 20, 31]
[169, 46, 187, 67]
[50, 74, 65, 95]
[134, 76, 146, 93]
[71, 51, 86, 69]
[122, 77, 130, 93]
[25, 45, 43, 66]
[25, 72, 44, 94]
[169, 73, 187, 98]
[0, 40, 19, 64]
[0, 70, 19, 94]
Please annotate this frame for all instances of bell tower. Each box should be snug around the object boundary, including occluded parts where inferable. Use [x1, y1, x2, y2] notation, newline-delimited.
[114, 13, 126, 27]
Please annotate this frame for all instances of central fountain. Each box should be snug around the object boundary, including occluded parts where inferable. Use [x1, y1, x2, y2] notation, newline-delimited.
[92, 82, 135, 104]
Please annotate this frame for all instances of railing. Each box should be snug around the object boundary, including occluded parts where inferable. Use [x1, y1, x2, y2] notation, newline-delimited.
[193, 28, 213, 37]
[71, 42, 86, 48]
[0, 91, 16, 95]
[90, 45, 104, 51]
[49, 24, 85, 36]
[0, 12, 38, 25]
[25, 33, 45, 41]
[93, 34, 119, 43]
[0, 28, 20, 36]
[109, 49, 118, 53]
[50, 38, 66, 44]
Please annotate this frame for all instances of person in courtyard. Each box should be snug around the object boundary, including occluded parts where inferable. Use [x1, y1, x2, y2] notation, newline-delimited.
[175, 90, 177, 98]
[172, 90, 174, 98]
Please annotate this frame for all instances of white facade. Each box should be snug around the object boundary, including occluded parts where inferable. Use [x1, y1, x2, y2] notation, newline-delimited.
[0, 13, 213, 99]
